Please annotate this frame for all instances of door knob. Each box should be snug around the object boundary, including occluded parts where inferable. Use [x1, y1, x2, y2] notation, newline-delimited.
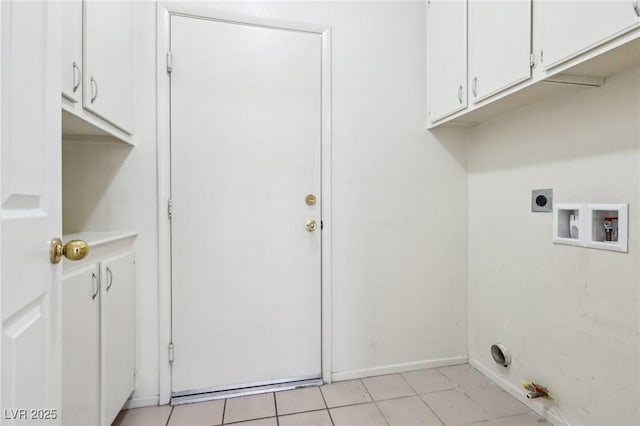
[50, 238, 89, 264]
[305, 219, 318, 232]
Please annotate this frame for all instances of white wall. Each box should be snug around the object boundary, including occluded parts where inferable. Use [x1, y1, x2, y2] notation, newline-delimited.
[467, 68, 640, 425]
[63, 1, 469, 404]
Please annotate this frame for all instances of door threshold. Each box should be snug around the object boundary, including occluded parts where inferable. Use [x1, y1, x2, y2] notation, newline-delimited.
[171, 377, 323, 405]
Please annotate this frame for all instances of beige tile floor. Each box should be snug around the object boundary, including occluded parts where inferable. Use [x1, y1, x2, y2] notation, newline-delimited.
[113, 364, 551, 426]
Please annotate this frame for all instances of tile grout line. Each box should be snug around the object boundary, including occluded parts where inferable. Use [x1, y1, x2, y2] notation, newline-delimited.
[358, 378, 390, 426]
[164, 405, 174, 426]
[371, 399, 391, 426]
[224, 415, 277, 426]
[273, 392, 279, 426]
[221, 398, 227, 425]
[318, 383, 335, 426]
[416, 393, 447, 426]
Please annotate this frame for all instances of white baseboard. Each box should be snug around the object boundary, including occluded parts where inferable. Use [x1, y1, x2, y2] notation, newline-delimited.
[123, 395, 160, 409]
[331, 355, 468, 382]
[468, 357, 568, 426]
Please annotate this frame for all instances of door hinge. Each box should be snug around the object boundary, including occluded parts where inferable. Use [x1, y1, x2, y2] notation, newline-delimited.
[540, 49, 544, 65]
[321, 220, 324, 230]
[529, 52, 537, 68]
[168, 342, 174, 365]
[168, 199, 173, 219]
[167, 52, 173, 74]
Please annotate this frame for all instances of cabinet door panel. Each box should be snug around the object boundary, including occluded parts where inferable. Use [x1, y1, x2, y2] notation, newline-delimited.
[469, 0, 531, 103]
[101, 251, 135, 426]
[62, 265, 100, 426]
[62, 0, 82, 103]
[427, 0, 467, 123]
[83, 0, 134, 134]
[541, 1, 640, 70]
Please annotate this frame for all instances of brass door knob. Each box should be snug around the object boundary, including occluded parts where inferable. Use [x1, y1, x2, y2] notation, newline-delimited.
[305, 219, 318, 232]
[50, 238, 89, 264]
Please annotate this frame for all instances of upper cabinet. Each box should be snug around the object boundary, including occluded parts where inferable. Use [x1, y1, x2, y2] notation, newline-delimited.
[83, 1, 135, 135]
[61, 0, 135, 143]
[426, 0, 467, 122]
[540, 1, 640, 70]
[468, 0, 532, 103]
[61, 0, 82, 104]
[427, 0, 640, 128]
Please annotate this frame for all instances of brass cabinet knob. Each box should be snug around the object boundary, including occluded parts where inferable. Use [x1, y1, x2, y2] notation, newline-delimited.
[50, 238, 89, 264]
[305, 219, 318, 232]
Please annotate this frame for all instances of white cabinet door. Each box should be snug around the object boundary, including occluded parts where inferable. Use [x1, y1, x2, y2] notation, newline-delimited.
[427, 0, 467, 123]
[100, 251, 135, 426]
[83, 0, 134, 134]
[62, 265, 100, 426]
[469, 0, 532, 103]
[540, 1, 640, 70]
[61, 0, 82, 103]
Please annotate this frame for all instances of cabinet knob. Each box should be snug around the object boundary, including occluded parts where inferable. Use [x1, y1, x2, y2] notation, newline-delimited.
[634, 0, 640, 17]
[50, 238, 89, 264]
[472, 76, 478, 98]
[458, 84, 463, 104]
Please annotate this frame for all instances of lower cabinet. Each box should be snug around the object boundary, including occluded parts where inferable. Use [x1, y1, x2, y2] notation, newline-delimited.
[100, 252, 136, 425]
[62, 264, 101, 426]
[62, 235, 136, 426]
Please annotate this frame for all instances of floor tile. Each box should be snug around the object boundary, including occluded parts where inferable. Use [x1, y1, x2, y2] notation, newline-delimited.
[330, 403, 387, 426]
[438, 365, 492, 388]
[463, 385, 529, 419]
[377, 396, 442, 426]
[421, 389, 488, 425]
[402, 369, 455, 394]
[278, 409, 333, 426]
[320, 379, 372, 408]
[113, 405, 172, 426]
[227, 417, 277, 426]
[276, 387, 326, 415]
[168, 400, 224, 426]
[362, 374, 415, 401]
[223, 393, 275, 424]
[495, 412, 550, 426]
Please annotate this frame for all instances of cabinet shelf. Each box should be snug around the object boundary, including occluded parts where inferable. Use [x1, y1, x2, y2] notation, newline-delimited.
[62, 107, 133, 145]
[62, 231, 138, 273]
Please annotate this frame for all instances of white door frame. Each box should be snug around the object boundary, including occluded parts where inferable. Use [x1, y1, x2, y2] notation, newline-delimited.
[156, 2, 332, 405]
[0, 1, 3, 410]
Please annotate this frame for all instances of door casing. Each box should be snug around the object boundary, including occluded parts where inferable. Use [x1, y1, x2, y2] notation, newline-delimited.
[155, 2, 333, 406]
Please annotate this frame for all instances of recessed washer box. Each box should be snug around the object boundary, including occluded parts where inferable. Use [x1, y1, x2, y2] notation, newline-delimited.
[553, 203, 628, 253]
[586, 204, 628, 253]
[553, 204, 585, 247]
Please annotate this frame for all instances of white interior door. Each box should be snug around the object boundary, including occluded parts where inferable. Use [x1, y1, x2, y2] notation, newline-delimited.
[1, 2, 62, 424]
[170, 16, 322, 394]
